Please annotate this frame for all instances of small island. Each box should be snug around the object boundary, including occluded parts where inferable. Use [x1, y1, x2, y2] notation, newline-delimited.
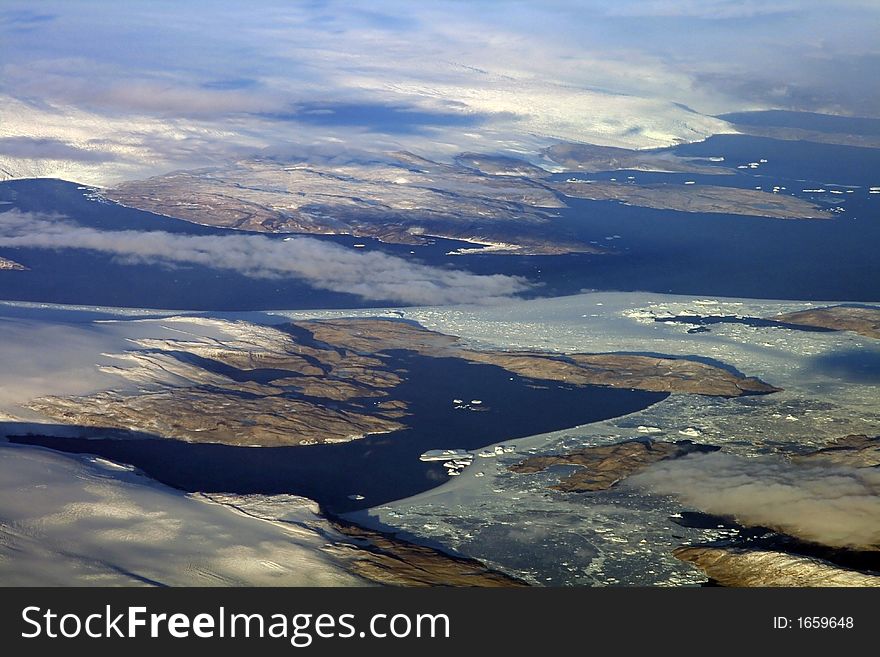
[0, 256, 27, 271]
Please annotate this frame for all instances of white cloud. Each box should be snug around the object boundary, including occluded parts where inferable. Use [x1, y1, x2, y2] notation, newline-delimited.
[0, 211, 532, 306]
[629, 451, 880, 550]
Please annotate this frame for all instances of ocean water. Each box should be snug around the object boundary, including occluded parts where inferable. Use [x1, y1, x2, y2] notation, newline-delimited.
[7, 334, 666, 513]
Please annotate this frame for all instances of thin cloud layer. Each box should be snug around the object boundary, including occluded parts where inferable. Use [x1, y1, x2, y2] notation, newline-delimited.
[628, 451, 880, 550]
[0, 211, 531, 306]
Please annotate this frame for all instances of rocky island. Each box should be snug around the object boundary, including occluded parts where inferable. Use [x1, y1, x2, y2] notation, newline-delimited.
[555, 179, 827, 219]
[0, 256, 26, 270]
[771, 305, 880, 339]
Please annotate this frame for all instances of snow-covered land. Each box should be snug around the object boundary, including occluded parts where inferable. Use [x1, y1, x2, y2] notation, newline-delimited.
[0, 443, 367, 586]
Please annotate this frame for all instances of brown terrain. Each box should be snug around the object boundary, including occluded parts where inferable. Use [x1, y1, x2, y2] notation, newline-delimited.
[107, 154, 598, 256]
[303, 318, 781, 397]
[510, 439, 718, 492]
[556, 180, 827, 219]
[794, 434, 880, 468]
[771, 305, 880, 339]
[26, 317, 780, 447]
[673, 546, 880, 587]
[105, 150, 827, 255]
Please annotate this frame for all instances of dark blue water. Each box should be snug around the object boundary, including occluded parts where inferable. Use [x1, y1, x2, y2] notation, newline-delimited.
[671, 134, 880, 186]
[543, 135, 880, 301]
[2, 132, 879, 308]
[8, 349, 668, 513]
[718, 110, 880, 137]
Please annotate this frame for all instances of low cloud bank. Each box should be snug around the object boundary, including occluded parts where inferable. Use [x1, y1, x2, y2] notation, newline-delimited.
[0, 211, 531, 306]
[628, 451, 880, 550]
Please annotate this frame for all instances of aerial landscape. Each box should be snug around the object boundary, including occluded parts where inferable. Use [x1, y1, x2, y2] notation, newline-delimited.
[1, 1, 879, 589]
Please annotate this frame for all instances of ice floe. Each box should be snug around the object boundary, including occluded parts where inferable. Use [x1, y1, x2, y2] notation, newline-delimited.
[636, 426, 663, 434]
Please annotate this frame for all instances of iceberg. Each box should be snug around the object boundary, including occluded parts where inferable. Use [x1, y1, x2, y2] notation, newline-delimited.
[420, 448, 470, 462]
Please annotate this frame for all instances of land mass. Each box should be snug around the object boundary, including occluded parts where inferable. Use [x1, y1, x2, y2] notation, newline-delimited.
[673, 546, 880, 587]
[104, 149, 827, 255]
[771, 305, 880, 339]
[544, 142, 729, 175]
[794, 434, 880, 468]
[25, 317, 780, 447]
[718, 111, 880, 149]
[106, 154, 596, 256]
[301, 319, 781, 397]
[510, 439, 719, 492]
[728, 124, 880, 149]
[556, 180, 827, 219]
